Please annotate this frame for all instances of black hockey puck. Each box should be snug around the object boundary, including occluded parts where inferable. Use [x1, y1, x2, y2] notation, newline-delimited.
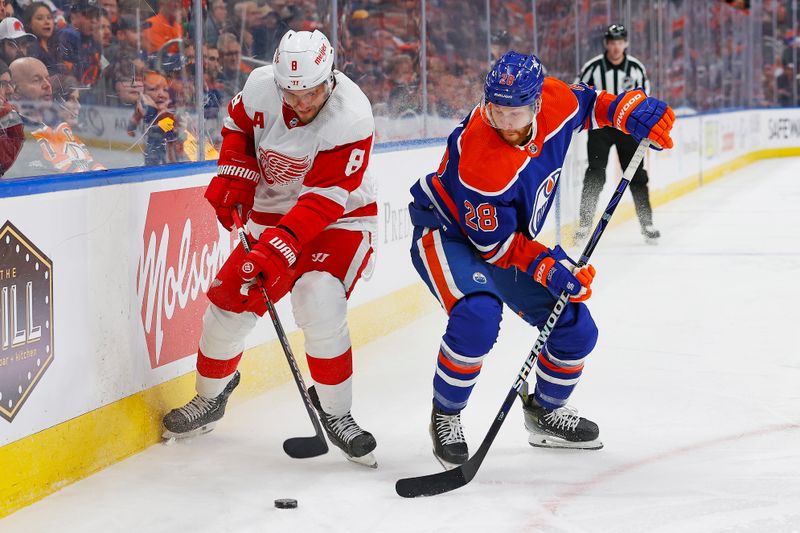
[274, 498, 298, 509]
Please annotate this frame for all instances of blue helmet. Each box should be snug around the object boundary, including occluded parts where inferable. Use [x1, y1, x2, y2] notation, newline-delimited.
[484, 51, 544, 107]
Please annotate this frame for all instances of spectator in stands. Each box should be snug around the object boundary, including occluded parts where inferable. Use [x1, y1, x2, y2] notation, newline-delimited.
[342, 45, 380, 86]
[50, 73, 80, 124]
[165, 40, 195, 109]
[105, 14, 145, 71]
[94, 8, 111, 48]
[8, 57, 54, 124]
[0, 59, 8, 86]
[126, 71, 164, 133]
[776, 61, 795, 107]
[110, 62, 143, 106]
[217, 32, 250, 101]
[0, 59, 11, 101]
[182, 39, 194, 67]
[204, 44, 221, 84]
[0, 112, 23, 176]
[349, 8, 368, 37]
[5, 57, 58, 176]
[0, 58, 25, 177]
[9, 58, 52, 125]
[54, 0, 101, 87]
[201, 44, 222, 118]
[23, 2, 57, 72]
[98, 0, 116, 29]
[229, 1, 254, 57]
[277, 4, 300, 30]
[92, 14, 140, 106]
[48, 72, 105, 169]
[141, 0, 182, 55]
[2, 0, 14, 19]
[236, 1, 272, 60]
[261, 10, 289, 61]
[0, 17, 35, 67]
[128, 70, 183, 166]
[89, 7, 112, 101]
[204, 0, 227, 48]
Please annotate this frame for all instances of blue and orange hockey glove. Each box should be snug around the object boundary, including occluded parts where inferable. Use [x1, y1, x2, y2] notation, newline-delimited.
[528, 245, 596, 302]
[608, 89, 675, 150]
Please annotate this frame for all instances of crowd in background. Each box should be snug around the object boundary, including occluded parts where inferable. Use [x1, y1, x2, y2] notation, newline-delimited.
[0, 0, 797, 179]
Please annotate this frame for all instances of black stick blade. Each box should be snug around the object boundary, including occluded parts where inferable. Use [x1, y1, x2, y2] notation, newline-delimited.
[283, 436, 329, 458]
[395, 465, 472, 498]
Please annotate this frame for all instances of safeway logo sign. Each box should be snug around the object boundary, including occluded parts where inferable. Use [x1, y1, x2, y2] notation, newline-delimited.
[137, 187, 234, 368]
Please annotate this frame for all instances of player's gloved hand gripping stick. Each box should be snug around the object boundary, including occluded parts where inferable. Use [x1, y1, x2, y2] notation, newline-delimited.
[396, 138, 652, 498]
[231, 208, 329, 459]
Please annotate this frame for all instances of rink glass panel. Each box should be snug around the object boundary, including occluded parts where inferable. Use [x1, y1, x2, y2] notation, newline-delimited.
[2, 0, 797, 180]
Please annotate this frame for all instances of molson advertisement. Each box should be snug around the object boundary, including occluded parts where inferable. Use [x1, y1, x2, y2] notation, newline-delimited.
[136, 187, 234, 369]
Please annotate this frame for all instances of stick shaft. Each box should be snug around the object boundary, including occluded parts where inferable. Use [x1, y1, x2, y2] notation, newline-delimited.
[230, 211, 328, 455]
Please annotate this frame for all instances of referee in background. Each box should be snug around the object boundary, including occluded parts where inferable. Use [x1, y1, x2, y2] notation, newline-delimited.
[575, 24, 660, 243]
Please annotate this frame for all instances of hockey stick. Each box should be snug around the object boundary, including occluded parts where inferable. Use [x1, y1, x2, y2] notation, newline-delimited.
[396, 138, 651, 498]
[231, 209, 329, 459]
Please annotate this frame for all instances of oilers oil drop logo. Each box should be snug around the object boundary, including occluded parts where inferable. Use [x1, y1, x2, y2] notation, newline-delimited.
[529, 168, 561, 237]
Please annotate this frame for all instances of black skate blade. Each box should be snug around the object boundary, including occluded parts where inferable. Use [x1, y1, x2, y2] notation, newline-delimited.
[283, 435, 329, 458]
[528, 434, 603, 450]
[161, 423, 216, 441]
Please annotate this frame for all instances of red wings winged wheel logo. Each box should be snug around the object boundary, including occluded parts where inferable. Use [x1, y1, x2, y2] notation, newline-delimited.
[258, 148, 311, 186]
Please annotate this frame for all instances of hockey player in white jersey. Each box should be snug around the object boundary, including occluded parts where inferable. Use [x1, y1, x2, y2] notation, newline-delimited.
[163, 30, 379, 466]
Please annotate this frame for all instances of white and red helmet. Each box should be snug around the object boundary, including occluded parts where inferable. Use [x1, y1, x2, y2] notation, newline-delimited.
[273, 30, 335, 90]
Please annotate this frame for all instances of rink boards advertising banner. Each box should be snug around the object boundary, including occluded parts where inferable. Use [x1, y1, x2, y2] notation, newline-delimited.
[1, 107, 799, 448]
[0, 221, 53, 423]
[137, 186, 234, 369]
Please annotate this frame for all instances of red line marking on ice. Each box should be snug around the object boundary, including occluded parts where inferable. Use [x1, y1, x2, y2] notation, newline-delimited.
[522, 423, 800, 530]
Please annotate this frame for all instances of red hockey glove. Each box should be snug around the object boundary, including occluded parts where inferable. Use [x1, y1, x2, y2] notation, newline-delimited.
[528, 245, 596, 302]
[203, 150, 261, 230]
[206, 244, 268, 316]
[237, 227, 301, 286]
[608, 89, 675, 150]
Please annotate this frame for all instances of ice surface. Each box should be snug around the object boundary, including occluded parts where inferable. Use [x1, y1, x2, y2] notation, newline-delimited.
[1, 158, 798, 533]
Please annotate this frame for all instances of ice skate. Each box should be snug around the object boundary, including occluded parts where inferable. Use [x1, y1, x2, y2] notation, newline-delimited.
[162, 371, 240, 440]
[308, 385, 377, 468]
[520, 382, 603, 450]
[430, 404, 468, 470]
[641, 224, 660, 244]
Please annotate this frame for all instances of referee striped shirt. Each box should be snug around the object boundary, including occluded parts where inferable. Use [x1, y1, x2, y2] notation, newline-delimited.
[576, 53, 650, 95]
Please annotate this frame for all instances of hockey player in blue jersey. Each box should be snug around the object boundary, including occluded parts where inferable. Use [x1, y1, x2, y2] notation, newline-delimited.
[408, 51, 674, 468]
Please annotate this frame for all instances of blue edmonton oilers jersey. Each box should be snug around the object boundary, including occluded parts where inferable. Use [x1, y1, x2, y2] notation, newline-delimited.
[410, 78, 613, 269]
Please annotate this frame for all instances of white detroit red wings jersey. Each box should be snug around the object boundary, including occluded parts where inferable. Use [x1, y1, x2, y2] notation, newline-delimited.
[223, 67, 376, 246]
